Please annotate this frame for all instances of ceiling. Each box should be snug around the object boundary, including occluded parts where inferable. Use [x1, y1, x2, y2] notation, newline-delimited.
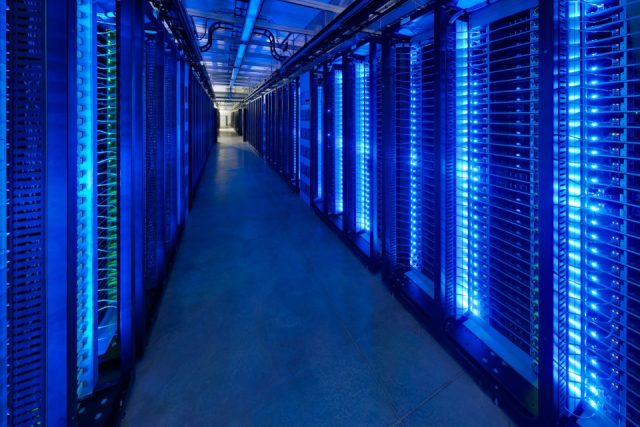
[184, 0, 355, 109]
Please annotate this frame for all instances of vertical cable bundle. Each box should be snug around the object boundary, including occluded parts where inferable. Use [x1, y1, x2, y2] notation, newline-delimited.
[96, 14, 119, 359]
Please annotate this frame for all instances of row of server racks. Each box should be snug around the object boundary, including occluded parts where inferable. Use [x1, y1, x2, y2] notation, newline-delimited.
[0, 0, 218, 426]
[242, 0, 640, 426]
[245, 82, 300, 190]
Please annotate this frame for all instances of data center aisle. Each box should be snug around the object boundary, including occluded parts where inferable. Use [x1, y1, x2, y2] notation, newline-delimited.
[122, 129, 514, 427]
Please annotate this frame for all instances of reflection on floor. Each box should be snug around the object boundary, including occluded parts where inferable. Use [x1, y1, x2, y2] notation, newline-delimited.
[122, 128, 514, 426]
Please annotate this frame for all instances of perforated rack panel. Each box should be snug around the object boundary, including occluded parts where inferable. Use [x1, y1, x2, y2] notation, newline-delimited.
[299, 72, 312, 204]
[372, 43, 383, 259]
[144, 27, 166, 290]
[164, 47, 178, 252]
[6, 1, 47, 424]
[290, 80, 299, 188]
[0, 0, 7, 420]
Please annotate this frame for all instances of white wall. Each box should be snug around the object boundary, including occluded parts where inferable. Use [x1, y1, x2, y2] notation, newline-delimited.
[219, 110, 233, 128]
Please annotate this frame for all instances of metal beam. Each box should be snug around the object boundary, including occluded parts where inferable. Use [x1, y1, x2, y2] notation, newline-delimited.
[198, 32, 305, 49]
[206, 57, 275, 67]
[203, 49, 279, 61]
[278, 0, 345, 14]
[186, 8, 318, 35]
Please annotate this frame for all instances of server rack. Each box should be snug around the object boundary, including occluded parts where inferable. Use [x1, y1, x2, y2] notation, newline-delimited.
[317, 60, 345, 230]
[299, 72, 313, 205]
[310, 69, 325, 212]
[246, 97, 264, 156]
[381, 11, 445, 315]
[251, 81, 299, 190]
[2, 1, 215, 425]
[442, 0, 548, 417]
[75, 4, 129, 423]
[232, 109, 243, 137]
[2, 1, 72, 425]
[242, 107, 248, 141]
[143, 9, 168, 319]
[558, 1, 640, 425]
[140, 2, 216, 340]
[341, 43, 381, 263]
[381, 0, 552, 422]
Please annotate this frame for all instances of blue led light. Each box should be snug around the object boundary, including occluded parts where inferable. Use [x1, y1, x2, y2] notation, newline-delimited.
[355, 61, 371, 234]
[456, 0, 488, 8]
[409, 45, 420, 269]
[241, 0, 262, 42]
[455, 20, 470, 316]
[234, 44, 247, 69]
[317, 86, 324, 199]
[230, 43, 248, 87]
[0, 1, 6, 419]
[76, 0, 98, 398]
[95, 15, 119, 359]
[334, 69, 343, 214]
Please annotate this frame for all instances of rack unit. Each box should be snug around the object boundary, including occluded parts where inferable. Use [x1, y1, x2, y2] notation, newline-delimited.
[232, 108, 244, 136]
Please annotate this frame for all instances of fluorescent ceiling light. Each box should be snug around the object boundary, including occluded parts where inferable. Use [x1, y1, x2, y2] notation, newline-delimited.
[233, 44, 247, 69]
[241, 0, 262, 42]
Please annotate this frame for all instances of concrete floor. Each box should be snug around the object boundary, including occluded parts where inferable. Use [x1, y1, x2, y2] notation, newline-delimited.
[122, 129, 514, 427]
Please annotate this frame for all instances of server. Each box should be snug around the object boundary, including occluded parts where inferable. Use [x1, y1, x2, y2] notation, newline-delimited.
[238, 0, 640, 425]
[1, 0, 217, 425]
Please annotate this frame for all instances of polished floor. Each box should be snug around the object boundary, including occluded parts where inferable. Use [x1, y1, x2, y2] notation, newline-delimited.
[122, 129, 514, 427]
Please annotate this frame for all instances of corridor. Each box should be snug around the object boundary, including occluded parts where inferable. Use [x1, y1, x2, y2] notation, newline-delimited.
[122, 129, 513, 427]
